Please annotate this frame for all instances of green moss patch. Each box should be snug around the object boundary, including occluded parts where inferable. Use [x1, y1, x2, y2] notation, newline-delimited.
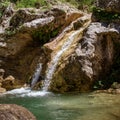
[93, 7, 120, 22]
[32, 27, 60, 45]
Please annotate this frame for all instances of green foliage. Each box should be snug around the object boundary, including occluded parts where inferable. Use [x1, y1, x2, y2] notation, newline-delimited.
[77, 0, 95, 11]
[1, 0, 48, 8]
[79, 0, 95, 5]
[16, 0, 47, 8]
[0, 12, 2, 18]
[32, 28, 60, 45]
[93, 7, 120, 21]
[0, 0, 10, 18]
[5, 29, 16, 36]
[1, 0, 10, 7]
[60, 0, 95, 11]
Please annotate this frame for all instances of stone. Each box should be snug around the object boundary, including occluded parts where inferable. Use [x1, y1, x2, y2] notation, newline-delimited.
[42, 15, 91, 92]
[0, 104, 36, 120]
[46, 21, 120, 92]
[111, 82, 120, 89]
[2, 75, 15, 90]
[4, 75, 15, 82]
[0, 87, 6, 93]
[0, 69, 5, 77]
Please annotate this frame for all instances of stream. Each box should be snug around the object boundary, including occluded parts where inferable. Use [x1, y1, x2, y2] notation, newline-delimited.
[0, 89, 120, 120]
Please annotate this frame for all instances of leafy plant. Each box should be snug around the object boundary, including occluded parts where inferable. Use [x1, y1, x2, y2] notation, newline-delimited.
[16, 0, 48, 8]
[32, 27, 60, 45]
[92, 7, 120, 21]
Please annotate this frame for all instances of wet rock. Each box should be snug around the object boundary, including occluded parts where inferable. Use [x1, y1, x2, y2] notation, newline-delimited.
[2, 75, 15, 90]
[0, 104, 36, 120]
[46, 21, 120, 92]
[95, 88, 120, 94]
[0, 3, 83, 85]
[42, 15, 91, 92]
[111, 82, 120, 89]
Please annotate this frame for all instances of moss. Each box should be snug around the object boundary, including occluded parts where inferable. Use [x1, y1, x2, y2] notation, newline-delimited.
[92, 7, 120, 22]
[32, 27, 60, 45]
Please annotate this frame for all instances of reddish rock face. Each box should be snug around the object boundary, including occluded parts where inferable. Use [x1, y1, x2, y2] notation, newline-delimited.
[0, 104, 36, 120]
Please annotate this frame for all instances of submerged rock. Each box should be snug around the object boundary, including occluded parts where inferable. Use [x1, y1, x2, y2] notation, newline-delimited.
[0, 104, 36, 120]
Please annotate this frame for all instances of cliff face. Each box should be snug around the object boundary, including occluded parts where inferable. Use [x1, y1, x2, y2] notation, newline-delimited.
[0, 0, 120, 93]
[43, 0, 120, 92]
[0, 2, 84, 91]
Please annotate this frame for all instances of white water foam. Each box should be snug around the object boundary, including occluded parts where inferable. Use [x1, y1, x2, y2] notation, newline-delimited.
[2, 87, 50, 97]
[42, 30, 80, 91]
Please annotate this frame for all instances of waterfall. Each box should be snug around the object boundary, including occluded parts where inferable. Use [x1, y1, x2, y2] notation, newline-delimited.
[42, 30, 80, 91]
[31, 63, 42, 89]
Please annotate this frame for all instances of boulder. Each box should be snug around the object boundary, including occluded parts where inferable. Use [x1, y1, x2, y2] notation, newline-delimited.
[0, 87, 6, 93]
[42, 15, 92, 92]
[0, 104, 36, 120]
[1, 75, 21, 90]
[46, 21, 120, 92]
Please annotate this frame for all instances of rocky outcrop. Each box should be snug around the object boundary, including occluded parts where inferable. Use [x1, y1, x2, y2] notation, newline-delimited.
[0, 69, 23, 92]
[0, 104, 36, 120]
[41, 15, 91, 92]
[0, 3, 84, 87]
[40, 0, 120, 92]
[47, 22, 120, 92]
[1, 0, 120, 93]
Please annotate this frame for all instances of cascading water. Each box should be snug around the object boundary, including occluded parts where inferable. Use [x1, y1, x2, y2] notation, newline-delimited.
[42, 30, 81, 91]
[31, 63, 42, 89]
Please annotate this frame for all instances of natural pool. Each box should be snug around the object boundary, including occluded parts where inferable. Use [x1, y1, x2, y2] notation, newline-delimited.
[0, 88, 120, 120]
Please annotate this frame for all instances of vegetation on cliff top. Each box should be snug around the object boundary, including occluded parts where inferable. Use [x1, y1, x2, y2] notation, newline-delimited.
[0, 0, 95, 10]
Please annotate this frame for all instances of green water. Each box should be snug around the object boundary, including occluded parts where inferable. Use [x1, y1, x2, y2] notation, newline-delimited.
[0, 91, 120, 120]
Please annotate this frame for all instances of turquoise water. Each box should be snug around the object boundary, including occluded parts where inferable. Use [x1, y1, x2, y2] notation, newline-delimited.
[0, 89, 120, 120]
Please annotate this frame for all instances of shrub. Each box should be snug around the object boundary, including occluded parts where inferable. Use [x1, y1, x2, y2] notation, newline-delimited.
[92, 7, 120, 21]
